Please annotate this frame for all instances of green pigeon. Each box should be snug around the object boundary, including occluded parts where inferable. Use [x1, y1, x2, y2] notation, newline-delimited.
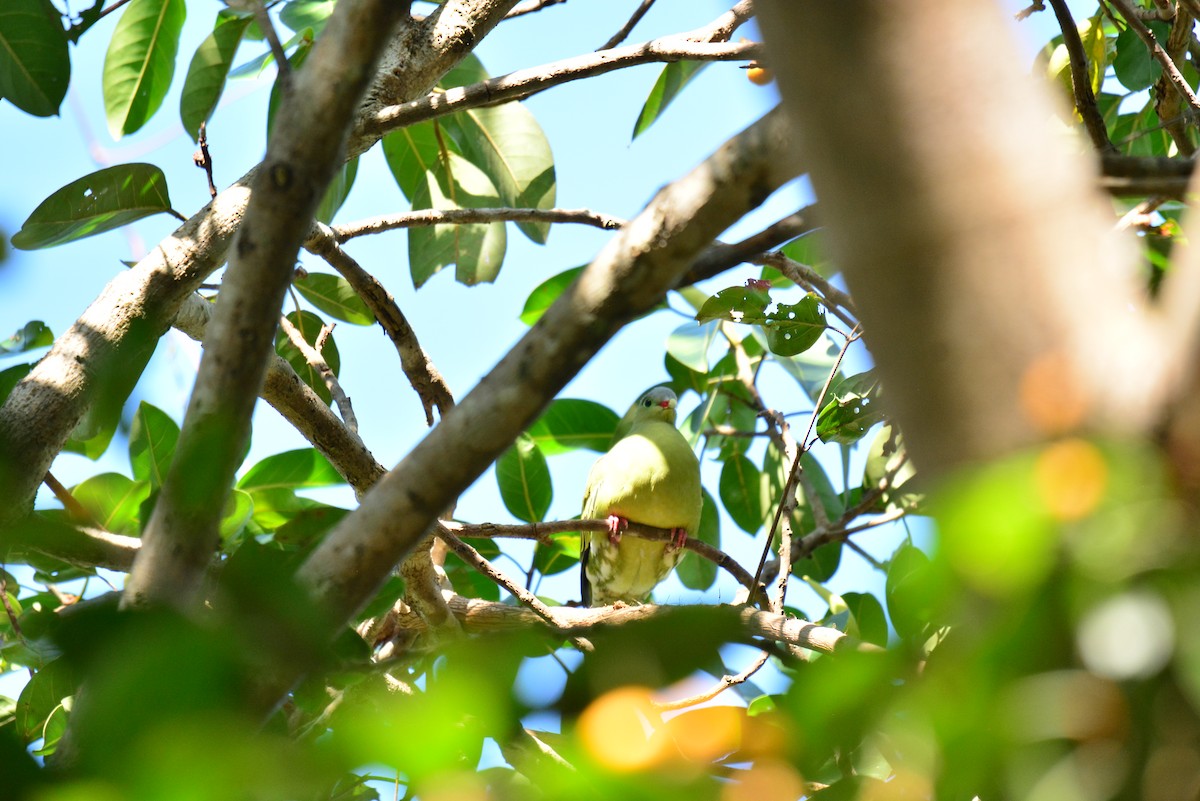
[580, 386, 702, 606]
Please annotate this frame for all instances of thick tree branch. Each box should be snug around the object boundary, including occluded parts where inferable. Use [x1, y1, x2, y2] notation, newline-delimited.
[295, 109, 798, 632]
[1046, 0, 1114, 153]
[123, 0, 407, 609]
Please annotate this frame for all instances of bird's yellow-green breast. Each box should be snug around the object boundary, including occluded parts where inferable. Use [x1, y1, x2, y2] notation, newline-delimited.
[581, 386, 702, 606]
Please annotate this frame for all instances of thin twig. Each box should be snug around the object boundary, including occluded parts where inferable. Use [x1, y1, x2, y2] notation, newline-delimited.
[1110, 0, 1200, 114]
[97, 0, 133, 20]
[653, 649, 771, 711]
[305, 223, 454, 425]
[193, 121, 218, 199]
[257, 3, 291, 82]
[504, 0, 567, 19]
[754, 251, 858, 327]
[599, 0, 657, 51]
[332, 207, 625, 241]
[278, 315, 358, 432]
[437, 529, 594, 652]
[42, 471, 96, 525]
[1047, 0, 1115, 153]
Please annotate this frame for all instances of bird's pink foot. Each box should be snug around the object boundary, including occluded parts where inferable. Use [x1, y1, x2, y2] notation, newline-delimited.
[606, 515, 628, 546]
[667, 528, 688, 551]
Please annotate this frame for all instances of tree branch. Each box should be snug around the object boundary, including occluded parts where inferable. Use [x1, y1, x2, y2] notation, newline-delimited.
[331, 207, 625, 241]
[1046, 0, 1114, 153]
[123, 0, 408, 610]
[295, 108, 797, 633]
[598, 0, 656, 51]
[1110, 0, 1200, 118]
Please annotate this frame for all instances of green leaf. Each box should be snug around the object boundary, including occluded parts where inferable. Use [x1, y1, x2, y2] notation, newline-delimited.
[409, 151, 507, 288]
[15, 659, 75, 744]
[0, 364, 32, 407]
[632, 60, 709, 140]
[315, 155, 358, 224]
[72, 473, 151, 535]
[863, 425, 921, 513]
[179, 11, 252, 142]
[279, 0, 336, 35]
[219, 488, 254, 543]
[245, 487, 326, 530]
[294, 272, 374, 325]
[793, 541, 842, 584]
[0, 321, 53, 355]
[382, 120, 459, 201]
[443, 105, 557, 244]
[779, 230, 834, 278]
[817, 371, 884, 445]
[1113, 22, 1168, 92]
[695, 285, 771, 325]
[720, 453, 764, 535]
[885, 545, 938, 642]
[266, 33, 313, 135]
[496, 434, 552, 523]
[763, 294, 826, 357]
[842, 592, 889, 647]
[677, 487, 719, 590]
[519, 266, 583, 325]
[237, 448, 344, 491]
[666, 320, 720, 373]
[12, 163, 173, 250]
[0, 0, 70, 117]
[533, 531, 579, 577]
[526, 399, 619, 455]
[274, 504, 349, 548]
[229, 27, 308, 79]
[274, 310, 340, 404]
[128, 402, 180, 489]
[103, 0, 187, 138]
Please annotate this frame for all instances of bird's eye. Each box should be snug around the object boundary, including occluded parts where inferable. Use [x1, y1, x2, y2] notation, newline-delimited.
[641, 397, 652, 407]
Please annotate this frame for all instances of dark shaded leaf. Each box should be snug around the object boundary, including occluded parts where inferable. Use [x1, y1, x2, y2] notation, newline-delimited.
[496, 434, 552, 523]
[0, 0, 70, 117]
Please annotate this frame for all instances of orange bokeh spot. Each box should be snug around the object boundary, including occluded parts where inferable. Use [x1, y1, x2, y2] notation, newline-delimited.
[578, 686, 673, 772]
[665, 705, 744, 763]
[1035, 438, 1108, 521]
[1019, 352, 1089, 435]
[721, 758, 805, 801]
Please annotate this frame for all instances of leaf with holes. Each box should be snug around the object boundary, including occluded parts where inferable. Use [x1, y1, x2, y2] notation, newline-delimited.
[12, 164, 173, 250]
[763, 294, 826, 356]
[695, 285, 771, 325]
[496, 434, 552, 523]
[817, 371, 884, 445]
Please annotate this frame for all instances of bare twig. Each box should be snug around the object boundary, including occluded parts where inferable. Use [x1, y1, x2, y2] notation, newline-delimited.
[366, 36, 760, 138]
[504, 0, 566, 19]
[598, 0, 656, 50]
[1110, 0, 1200, 115]
[332, 207, 625, 241]
[305, 223, 454, 425]
[1046, 0, 1115, 153]
[278, 315, 358, 432]
[653, 649, 770, 711]
[682, 211, 817, 286]
[755, 250, 858, 328]
[42, 472, 96, 525]
[193, 122, 219, 199]
[437, 529, 594, 651]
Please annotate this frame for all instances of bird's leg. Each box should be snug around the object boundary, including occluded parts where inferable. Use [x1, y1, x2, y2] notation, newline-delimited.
[606, 515, 629, 546]
[667, 528, 688, 551]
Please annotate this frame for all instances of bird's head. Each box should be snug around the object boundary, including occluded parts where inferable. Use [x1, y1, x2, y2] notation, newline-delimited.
[613, 386, 679, 443]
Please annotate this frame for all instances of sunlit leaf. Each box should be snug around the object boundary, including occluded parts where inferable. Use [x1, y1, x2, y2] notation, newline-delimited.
[12, 164, 173, 250]
[409, 152, 506, 288]
[180, 11, 252, 142]
[763, 294, 826, 356]
[72, 473, 151, 535]
[0, 0, 70, 117]
[496, 434, 552, 523]
[279, 0, 336, 35]
[632, 60, 709, 139]
[533, 531, 579, 577]
[237, 448, 344, 491]
[519, 266, 583, 325]
[103, 0, 187, 137]
[695, 285, 771, 325]
[382, 120, 459, 201]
